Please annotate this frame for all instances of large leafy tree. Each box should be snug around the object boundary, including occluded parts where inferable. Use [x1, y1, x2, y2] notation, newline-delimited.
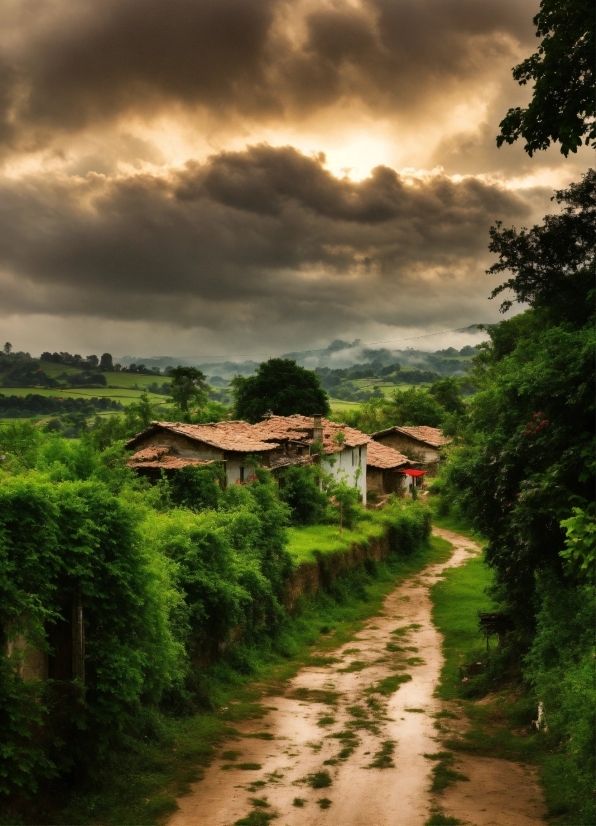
[231, 358, 330, 423]
[444, 173, 595, 632]
[169, 366, 209, 413]
[497, 0, 595, 156]
[488, 169, 595, 324]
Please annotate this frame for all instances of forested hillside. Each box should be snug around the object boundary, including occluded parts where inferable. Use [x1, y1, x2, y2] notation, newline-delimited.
[436, 169, 595, 823]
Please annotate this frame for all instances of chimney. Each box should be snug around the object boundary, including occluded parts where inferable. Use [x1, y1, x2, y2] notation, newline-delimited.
[313, 414, 323, 443]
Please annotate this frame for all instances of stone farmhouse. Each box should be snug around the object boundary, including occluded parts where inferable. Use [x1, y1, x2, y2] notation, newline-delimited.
[127, 414, 370, 503]
[126, 421, 282, 487]
[366, 439, 423, 496]
[251, 414, 369, 504]
[371, 425, 451, 475]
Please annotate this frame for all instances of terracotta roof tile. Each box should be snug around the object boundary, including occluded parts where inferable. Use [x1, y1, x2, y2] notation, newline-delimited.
[372, 425, 451, 449]
[251, 414, 369, 454]
[126, 421, 279, 453]
[366, 440, 412, 469]
[127, 446, 215, 470]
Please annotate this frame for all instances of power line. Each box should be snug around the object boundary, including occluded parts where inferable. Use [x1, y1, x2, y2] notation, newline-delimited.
[175, 324, 483, 362]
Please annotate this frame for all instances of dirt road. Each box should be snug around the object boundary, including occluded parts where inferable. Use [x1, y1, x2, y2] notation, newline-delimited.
[168, 528, 545, 826]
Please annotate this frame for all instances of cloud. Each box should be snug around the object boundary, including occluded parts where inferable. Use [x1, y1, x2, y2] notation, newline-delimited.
[0, 144, 533, 341]
[0, 0, 537, 154]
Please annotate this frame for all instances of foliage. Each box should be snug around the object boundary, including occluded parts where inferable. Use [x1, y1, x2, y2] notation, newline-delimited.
[278, 465, 329, 525]
[488, 170, 595, 322]
[0, 476, 183, 794]
[168, 367, 209, 413]
[442, 174, 595, 635]
[99, 353, 113, 371]
[428, 377, 466, 415]
[559, 505, 595, 582]
[328, 479, 361, 532]
[336, 387, 451, 433]
[231, 359, 330, 423]
[439, 173, 595, 821]
[0, 421, 44, 471]
[167, 464, 224, 511]
[0, 393, 122, 420]
[497, 0, 595, 156]
[525, 574, 595, 824]
[390, 387, 445, 427]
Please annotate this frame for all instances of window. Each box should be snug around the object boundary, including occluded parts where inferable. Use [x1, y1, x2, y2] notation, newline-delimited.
[358, 446, 362, 466]
[239, 466, 245, 483]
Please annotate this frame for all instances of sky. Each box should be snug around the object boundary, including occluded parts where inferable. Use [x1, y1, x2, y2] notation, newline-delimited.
[0, 0, 591, 359]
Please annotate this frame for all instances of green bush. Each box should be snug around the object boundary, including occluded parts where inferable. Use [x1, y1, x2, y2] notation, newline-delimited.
[525, 574, 596, 824]
[0, 476, 183, 794]
[278, 465, 328, 525]
[168, 464, 224, 511]
[383, 499, 431, 554]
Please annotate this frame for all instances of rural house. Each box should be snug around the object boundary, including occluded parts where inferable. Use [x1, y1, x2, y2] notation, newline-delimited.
[126, 415, 370, 503]
[366, 439, 422, 497]
[126, 421, 280, 487]
[371, 425, 451, 475]
[251, 414, 369, 504]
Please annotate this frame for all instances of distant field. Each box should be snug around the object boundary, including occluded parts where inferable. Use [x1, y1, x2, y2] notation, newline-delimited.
[329, 382, 430, 411]
[39, 362, 167, 390]
[0, 386, 168, 407]
[39, 361, 81, 377]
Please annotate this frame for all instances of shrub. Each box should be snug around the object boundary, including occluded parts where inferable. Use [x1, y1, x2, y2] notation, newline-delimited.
[279, 465, 328, 525]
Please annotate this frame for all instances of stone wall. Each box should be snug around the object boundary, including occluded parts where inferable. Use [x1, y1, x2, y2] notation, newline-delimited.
[282, 531, 391, 612]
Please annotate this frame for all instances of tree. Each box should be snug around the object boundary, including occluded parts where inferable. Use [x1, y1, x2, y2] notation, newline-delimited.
[278, 465, 328, 525]
[99, 353, 113, 371]
[443, 178, 595, 634]
[86, 354, 99, 369]
[329, 479, 361, 532]
[169, 366, 209, 413]
[231, 358, 330, 423]
[389, 387, 445, 427]
[497, 0, 595, 156]
[3, 342, 12, 355]
[428, 377, 466, 415]
[168, 464, 222, 511]
[488, 170, 595, 325]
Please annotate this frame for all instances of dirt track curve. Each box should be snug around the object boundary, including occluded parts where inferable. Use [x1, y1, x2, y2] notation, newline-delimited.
[168, 528, 545, 826]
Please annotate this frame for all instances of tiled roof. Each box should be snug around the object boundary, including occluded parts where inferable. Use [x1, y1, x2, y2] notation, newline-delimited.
[251, 414, 369, 454]
[269, 453, 313, 470]
[366, 440, 412, 469]
[126, 421, 279, 453]
[372, 425, 451, 449]
[127, 446, 215, 470]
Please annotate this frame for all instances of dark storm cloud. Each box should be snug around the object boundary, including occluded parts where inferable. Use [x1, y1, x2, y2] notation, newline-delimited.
[0, 144, 531, 330]
[0, 0, 536, 149]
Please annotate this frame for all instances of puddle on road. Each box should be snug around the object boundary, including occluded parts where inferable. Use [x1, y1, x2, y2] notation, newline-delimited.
[167, 531, 479, 826]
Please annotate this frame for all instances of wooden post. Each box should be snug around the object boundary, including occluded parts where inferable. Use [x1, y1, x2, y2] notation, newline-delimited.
[72, 589, 85, 684]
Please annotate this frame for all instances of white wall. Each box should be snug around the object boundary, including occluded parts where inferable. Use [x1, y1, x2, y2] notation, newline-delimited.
[226, 457, 248, 488]
[321, 444, 367, 506]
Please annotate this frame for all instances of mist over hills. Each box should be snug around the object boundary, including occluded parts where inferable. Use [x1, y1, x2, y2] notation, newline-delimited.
[117, 334, 484, 380]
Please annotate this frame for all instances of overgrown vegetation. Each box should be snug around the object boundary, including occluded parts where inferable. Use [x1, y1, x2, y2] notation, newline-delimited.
[0, 409, 432, 823]
[433, 169, 595, 824]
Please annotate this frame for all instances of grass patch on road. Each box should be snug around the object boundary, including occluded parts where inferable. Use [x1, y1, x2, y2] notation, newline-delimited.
[431, 553, 492, 701]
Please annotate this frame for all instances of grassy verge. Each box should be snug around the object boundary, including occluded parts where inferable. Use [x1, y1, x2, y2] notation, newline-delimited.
[431, 553, 493, 701]
[429, 546, 561, 819]
[287, 514, 386, 563]
[49, 533, 451, 826]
